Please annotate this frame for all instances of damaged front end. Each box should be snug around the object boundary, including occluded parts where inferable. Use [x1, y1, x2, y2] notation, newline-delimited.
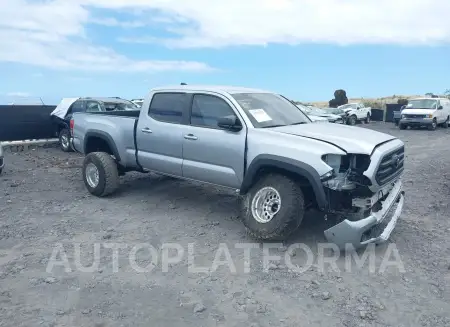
[320, 151, 405, 250]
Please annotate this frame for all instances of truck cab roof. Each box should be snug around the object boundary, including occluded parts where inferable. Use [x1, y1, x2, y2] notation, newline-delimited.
[150, 85, 271, 95]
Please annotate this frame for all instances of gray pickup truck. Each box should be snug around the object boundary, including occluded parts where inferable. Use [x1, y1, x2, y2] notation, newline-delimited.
[71, 85, 405, 249]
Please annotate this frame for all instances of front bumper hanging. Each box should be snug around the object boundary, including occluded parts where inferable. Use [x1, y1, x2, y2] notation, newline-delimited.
[324, 180, 405, 250]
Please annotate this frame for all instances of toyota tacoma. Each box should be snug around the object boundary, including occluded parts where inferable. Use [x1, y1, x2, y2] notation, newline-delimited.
[70, 85, 405, 250]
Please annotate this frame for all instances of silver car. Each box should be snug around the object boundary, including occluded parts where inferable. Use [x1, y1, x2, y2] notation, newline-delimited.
[0, 143, 4, 175]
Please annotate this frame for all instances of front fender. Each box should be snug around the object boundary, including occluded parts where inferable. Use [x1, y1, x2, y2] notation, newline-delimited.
[240, 154, 328, 210]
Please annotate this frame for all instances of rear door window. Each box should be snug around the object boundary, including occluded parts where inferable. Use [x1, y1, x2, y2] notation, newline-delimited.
[148, 93, 189, 124]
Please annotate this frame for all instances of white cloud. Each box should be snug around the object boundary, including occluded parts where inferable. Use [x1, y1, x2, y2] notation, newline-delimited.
[5, 92, 31, 97]
[85, 0, 450, 48]
[0, 0, 213, 72]
[1, 0, 448, 74]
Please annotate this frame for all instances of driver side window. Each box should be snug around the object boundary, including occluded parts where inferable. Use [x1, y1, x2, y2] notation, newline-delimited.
[190, 94, 239, 128]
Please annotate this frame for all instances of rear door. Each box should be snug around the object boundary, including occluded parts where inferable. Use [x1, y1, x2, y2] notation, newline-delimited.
[136, 92, 190, 176]
[181, 93, 247, 189]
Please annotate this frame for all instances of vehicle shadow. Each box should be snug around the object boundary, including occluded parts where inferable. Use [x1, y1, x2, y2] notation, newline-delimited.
[113, 173, 332, 249]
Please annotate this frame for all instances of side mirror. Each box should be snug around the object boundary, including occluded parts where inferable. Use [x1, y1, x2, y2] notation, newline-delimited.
[438, 105, 443, 110]
[217, 115, 242, 131]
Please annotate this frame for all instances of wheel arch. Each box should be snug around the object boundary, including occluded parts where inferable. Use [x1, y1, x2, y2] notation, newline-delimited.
[240, 154, 327, 210]
[84, 131, 121, 162]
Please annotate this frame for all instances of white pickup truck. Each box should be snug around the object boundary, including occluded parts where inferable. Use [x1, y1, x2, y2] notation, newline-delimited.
[338, 103, 372, 125]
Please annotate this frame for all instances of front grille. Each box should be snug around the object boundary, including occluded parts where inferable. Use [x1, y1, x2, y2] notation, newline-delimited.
[375, 146, 404, 185]
[404, 114, 425, 119]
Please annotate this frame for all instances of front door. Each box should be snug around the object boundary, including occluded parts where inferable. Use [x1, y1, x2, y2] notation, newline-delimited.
[136, 92, 190, 176]
[181, 93, 247, 189]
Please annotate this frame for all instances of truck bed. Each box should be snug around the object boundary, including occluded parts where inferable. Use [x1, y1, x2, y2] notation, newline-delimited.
[71, 110, 140, 168]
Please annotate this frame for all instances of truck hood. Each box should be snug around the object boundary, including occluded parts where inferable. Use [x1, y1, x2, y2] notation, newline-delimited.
[270, 123, 396, 154]
[401, 108, 436, 115]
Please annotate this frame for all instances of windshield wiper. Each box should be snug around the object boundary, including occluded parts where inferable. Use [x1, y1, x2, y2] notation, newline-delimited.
[289, 122, 307, 125]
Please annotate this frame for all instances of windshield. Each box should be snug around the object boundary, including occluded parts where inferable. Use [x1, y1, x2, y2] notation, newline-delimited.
[231, 93, 311, 128]
[406, 99, 438, 109]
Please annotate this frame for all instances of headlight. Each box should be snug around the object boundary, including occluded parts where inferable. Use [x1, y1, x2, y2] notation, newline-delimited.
[322, 154, 343, 172]
[428, 114, 433, 118]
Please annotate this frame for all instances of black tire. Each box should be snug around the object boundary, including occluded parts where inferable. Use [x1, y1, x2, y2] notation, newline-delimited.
[82, 152, 119, 197]
[365, 113, 371, 123]
[347, 115, 357, 126]
[241, 173, 305, 241]
[428, 119, 437, 130]
[443, 117, 449, 128]
[399, 123, 407, 130]
[59, 128, 73, 152]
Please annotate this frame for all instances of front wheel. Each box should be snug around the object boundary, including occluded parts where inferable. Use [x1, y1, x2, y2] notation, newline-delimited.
[82, 152, 119, 197]
[241, 173, 305, 241]
[347, 115, 357, 126]
[59, 129, 73, 152]
[428, 119, 437, 130]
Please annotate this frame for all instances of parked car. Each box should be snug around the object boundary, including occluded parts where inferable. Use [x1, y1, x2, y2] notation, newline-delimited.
[295, 105, 328, 123]
[338, 102, 372, 125]
[321, 107, 347, 122]
[0, 143, 4, 175]
[71, 85, 405, 250]
[50, 97, 140, 152]
[305, 106, 344, 124]
[399, 97, 450, 130]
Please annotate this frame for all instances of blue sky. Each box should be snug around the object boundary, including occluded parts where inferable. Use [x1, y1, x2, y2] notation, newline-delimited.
[1, 0, 449, 105]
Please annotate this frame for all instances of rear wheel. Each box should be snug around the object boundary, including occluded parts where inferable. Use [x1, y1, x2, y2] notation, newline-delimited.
[365, 113, 371, 123]
[442, 117, 449, 128]
[399, 123, 407, 130]
[59, 128, 73, 152]
[82, 152, 119, 197]
[241, 173, 305, 240]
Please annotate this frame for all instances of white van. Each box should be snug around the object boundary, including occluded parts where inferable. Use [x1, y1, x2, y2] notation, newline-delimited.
[399, 97, 450, 130]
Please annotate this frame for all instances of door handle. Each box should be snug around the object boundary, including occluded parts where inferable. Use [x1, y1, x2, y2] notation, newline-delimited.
[141, 127, 152, 133]
[184, 134, 198, 140]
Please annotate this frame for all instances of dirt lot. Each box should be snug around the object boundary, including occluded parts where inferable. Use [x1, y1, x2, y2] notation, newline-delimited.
[1, 122, 450, 327]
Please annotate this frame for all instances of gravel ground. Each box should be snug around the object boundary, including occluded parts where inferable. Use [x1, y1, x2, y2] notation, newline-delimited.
[1, 122, 450, 327]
